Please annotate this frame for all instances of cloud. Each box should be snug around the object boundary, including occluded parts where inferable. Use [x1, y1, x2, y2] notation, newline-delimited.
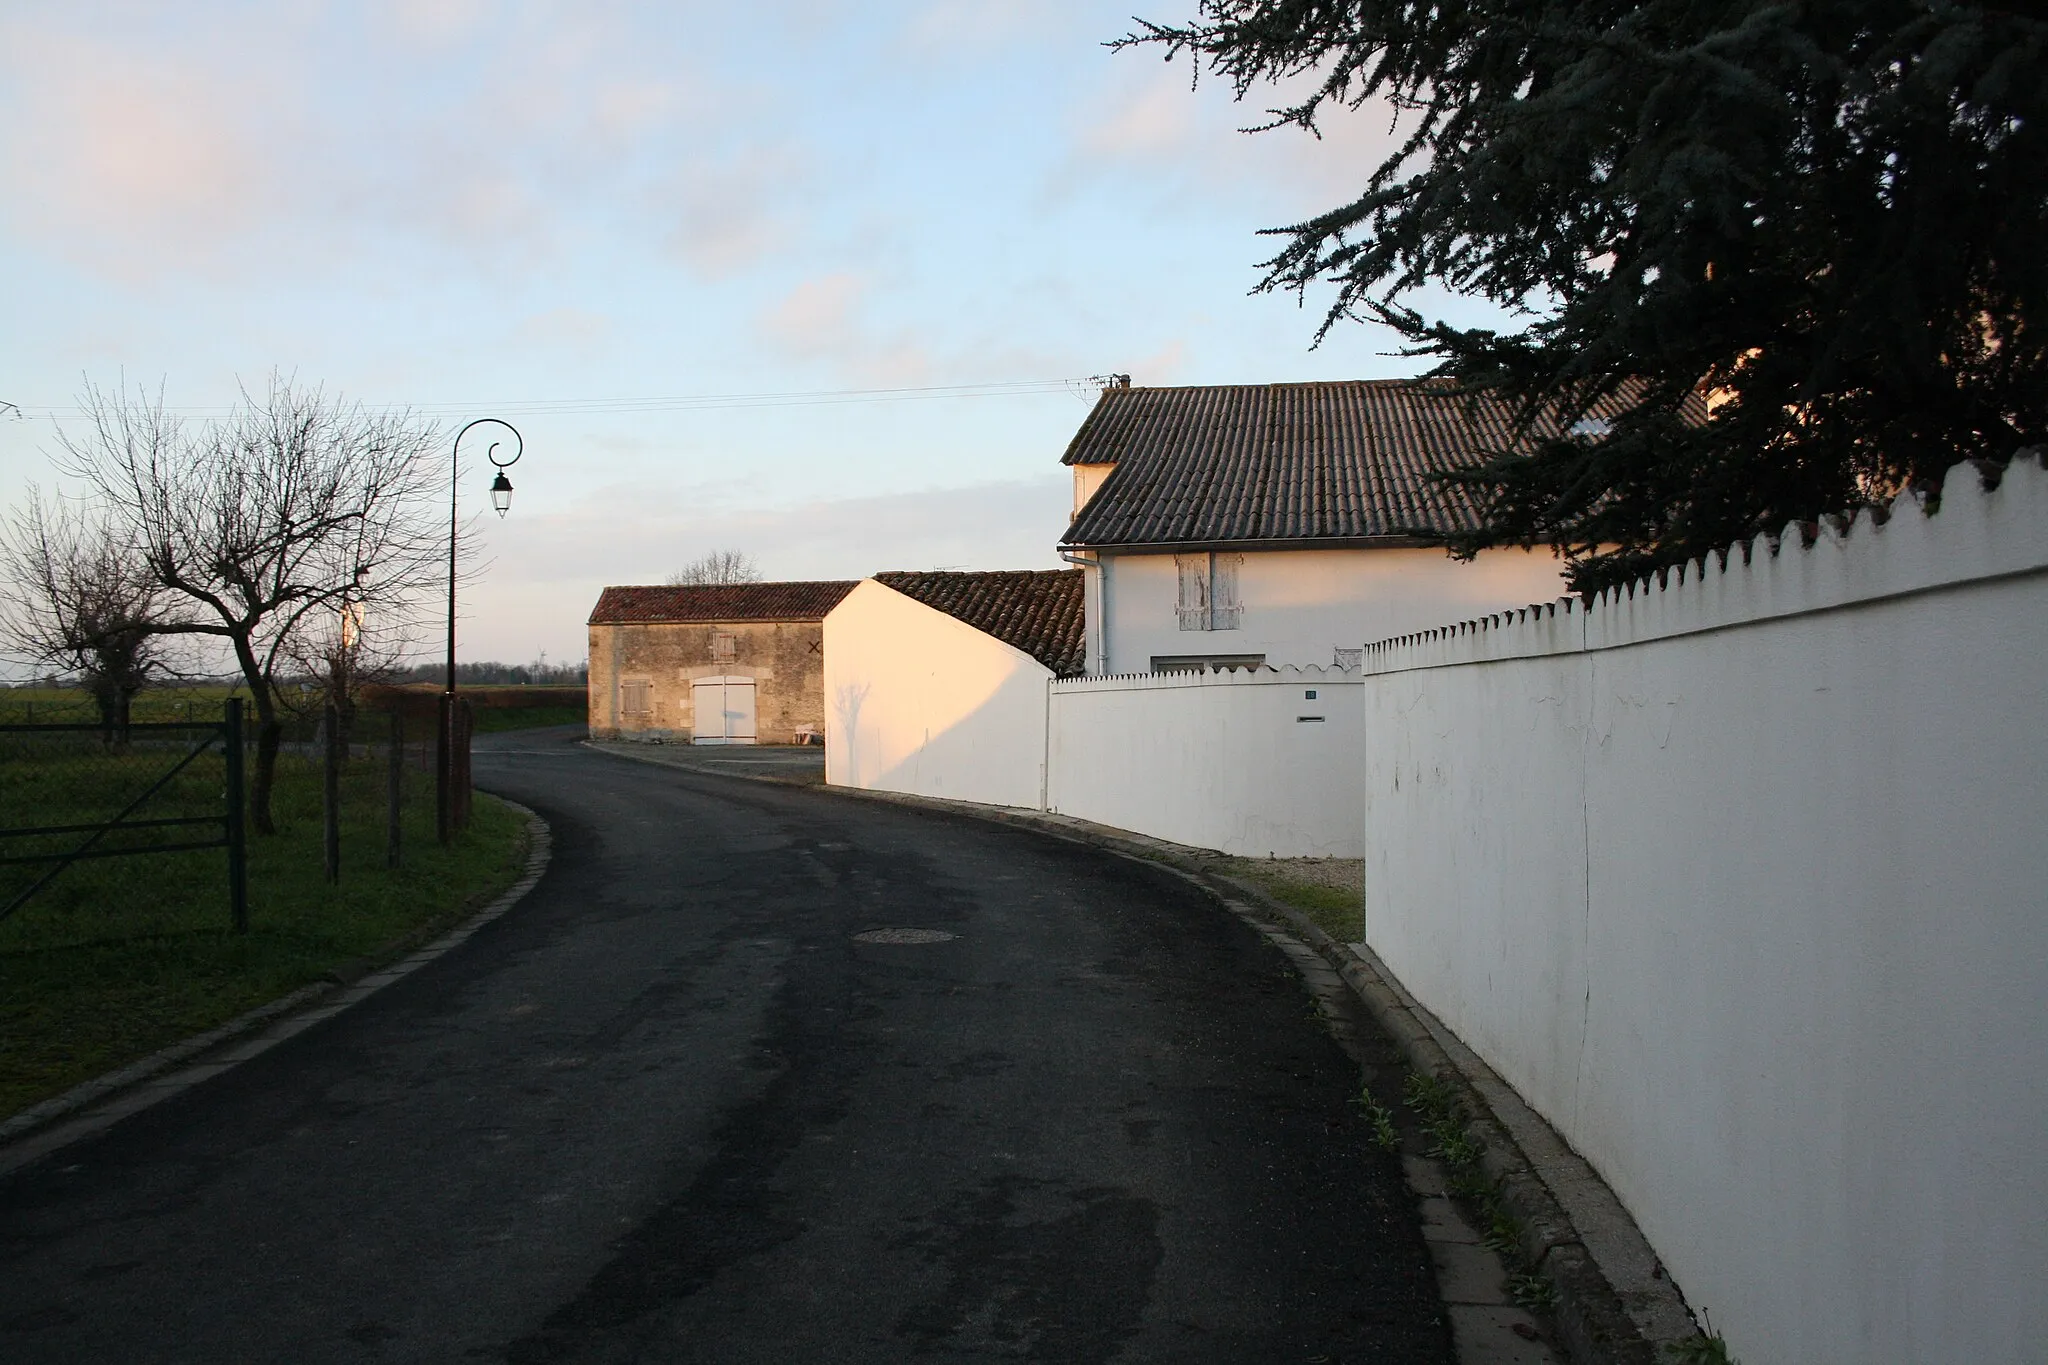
[0, 6, 708, 280]
[515, 307, 614, 349]
[379, 0, 492, 50]
[656, 143, 808, 276]
[0, 27, 302, 276]
[1060, 56, 1408, 215]
[757, 272, 932, 384]
[900, 0, 1068, 56]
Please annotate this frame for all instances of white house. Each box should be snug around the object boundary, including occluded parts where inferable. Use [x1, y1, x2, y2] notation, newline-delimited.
[824, 570, 1083, 808]
[1059, 379, 1603, 673]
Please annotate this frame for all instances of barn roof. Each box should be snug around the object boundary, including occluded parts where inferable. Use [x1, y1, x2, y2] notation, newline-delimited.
[588, 581, 858, 625]
[1060, 379, 1647, 548]
[873, 569, 1085, 677]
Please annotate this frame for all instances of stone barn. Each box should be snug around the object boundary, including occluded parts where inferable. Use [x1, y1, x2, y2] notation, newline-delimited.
[587, 581, 857, 744]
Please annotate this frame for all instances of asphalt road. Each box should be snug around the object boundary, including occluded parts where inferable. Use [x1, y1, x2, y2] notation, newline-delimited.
[0, 727, 1450, 1363]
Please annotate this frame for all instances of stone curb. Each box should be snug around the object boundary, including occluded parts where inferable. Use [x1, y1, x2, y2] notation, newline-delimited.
[0, 802, 552, 1179]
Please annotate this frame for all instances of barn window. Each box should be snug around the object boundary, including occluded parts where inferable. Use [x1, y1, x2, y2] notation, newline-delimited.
[1175, 553, 1242, 631]
[622, 679, 652, 715]
[711, 631, 737, 663]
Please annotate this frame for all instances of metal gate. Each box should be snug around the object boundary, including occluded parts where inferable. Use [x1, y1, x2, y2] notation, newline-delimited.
[0, 699, 248, 930]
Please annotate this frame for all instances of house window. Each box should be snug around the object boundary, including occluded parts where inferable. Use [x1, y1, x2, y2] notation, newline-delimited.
[1175, 553, 1241, 631]
[621, 679, 652, 716]
[1149, 653, 1266, 673]
[711, 631, 737, 663]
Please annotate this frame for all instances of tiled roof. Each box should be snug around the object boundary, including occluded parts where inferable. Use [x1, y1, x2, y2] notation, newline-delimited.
[874, 569, 1086, 676]
[588, 581, 857, 625]
[1060, 379, 1648, 547]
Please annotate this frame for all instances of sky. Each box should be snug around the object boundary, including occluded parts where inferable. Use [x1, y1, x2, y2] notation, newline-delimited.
[0, 0, 1504, 670]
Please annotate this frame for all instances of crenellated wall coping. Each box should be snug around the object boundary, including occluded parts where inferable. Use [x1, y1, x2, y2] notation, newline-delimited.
[1360, 449, 2048, 676]
[1052, 662, 1361, 694]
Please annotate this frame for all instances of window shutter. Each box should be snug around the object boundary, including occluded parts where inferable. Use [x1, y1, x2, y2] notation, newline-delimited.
[1210, 554, 1241, 629]
[1176, 554, 1210, 631]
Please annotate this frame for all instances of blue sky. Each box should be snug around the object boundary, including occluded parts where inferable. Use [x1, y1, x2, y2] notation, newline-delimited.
[1, 0, 1500, 667]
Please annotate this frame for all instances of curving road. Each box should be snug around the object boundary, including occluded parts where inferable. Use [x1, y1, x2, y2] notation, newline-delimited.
[0, 727, 1450, 1363]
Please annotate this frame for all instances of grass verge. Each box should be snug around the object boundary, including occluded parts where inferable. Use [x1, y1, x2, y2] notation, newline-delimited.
[472, 704, 586, 733]
[0, 752, 528, 1123]
[1219, 856, 1364, 943]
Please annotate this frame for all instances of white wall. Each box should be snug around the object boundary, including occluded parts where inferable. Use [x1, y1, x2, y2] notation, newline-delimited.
[1098, 546, 1566, 673]
[823, 580, 1051, 809]
[1048, 667, 1362, 858]
[1360, 457, 2048, 1365]
[826, 573, 1366, 856]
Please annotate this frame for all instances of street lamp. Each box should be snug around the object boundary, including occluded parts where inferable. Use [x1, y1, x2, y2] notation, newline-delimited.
[440, 418, 523, 843]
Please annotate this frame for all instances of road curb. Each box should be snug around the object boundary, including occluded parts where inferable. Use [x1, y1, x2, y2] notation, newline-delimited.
[780, 780, 1691, 1365]
[0, 802, 552, 1179]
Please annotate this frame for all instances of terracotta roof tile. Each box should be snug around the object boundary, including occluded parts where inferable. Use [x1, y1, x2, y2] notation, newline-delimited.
[588, 581, 857, 625]
[874, 569, 1085, 677]
[1061, 379, 1651, 547]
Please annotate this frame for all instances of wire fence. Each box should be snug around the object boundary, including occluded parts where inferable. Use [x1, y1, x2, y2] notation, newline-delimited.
[0, 708, 246, 932]
[0, 699, 474, 949]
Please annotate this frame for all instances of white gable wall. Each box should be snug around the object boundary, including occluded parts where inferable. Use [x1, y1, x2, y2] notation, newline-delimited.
[823, 580, 1052, 809]
[1094, 545, 1567, 673]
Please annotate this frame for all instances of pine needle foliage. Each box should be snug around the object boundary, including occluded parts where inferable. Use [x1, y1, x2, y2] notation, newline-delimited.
[1118, 2, 2048, 591]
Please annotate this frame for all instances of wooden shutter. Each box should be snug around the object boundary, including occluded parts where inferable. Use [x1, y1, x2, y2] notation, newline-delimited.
[1210, 554, 1241, 629]
[1176, 554, 1210, 631]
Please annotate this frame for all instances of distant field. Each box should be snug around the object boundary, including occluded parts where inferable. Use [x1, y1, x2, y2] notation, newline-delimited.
[0, 686, 247, 727]
[1, 685, 587, 734]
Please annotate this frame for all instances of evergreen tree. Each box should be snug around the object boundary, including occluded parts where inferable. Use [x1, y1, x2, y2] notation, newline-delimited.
[1121, 2, 2048, 589]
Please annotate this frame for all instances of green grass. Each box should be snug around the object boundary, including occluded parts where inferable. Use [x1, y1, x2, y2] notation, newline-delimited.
[0, 685, 246, 727]
[471, 703, 586, 733]
[0, 743, 528, 1121]
[1220, 857, 1365, 943]
[1, 686, 585, 736]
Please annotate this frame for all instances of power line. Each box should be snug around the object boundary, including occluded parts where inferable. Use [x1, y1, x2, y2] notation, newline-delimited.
[12, 376, 1123, 421]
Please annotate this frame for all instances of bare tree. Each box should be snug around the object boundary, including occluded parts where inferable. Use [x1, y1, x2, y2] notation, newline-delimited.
[279, 597, 413, 756]
[665, 550, 762, 586]
[59, 376, 446, 833]
[0, 485, 174, 735]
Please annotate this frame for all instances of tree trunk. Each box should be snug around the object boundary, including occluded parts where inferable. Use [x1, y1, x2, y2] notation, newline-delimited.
[250, 701, 282, 837]
[228, 631, 282, 835]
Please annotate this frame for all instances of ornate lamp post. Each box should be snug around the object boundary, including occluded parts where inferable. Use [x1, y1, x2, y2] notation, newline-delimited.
[439, 418, 523, 843]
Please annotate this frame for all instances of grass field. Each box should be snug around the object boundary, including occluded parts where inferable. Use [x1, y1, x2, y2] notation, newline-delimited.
[0, 732, 530, 1122]
[0, 685, 587, 735]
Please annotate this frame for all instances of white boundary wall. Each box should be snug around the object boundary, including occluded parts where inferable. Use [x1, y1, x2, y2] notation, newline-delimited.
[824, 580, 1051, 809]
[824, 577, 1365, 856]
[1360, 456, 2048, 1365]
[1047, 667, 1362, 857]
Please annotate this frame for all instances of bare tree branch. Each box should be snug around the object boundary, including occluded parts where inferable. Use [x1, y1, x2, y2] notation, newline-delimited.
[55, 374, 447, 833]
[665, 549, 763, 585]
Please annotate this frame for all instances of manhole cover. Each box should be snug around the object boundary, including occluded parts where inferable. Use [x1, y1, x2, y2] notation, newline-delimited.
[851, 927, 958, 945]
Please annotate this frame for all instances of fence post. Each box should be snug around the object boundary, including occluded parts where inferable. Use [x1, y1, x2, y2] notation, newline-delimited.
[436, 692, 452, 846]
[454, 699, 474, 833]
[323, 702, 341, 883]
[387, 709, 403, 869]
[225, 698, 248, 933]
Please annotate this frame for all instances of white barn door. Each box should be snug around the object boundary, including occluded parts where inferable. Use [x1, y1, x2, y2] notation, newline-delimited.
[691, 676, 757, 745]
